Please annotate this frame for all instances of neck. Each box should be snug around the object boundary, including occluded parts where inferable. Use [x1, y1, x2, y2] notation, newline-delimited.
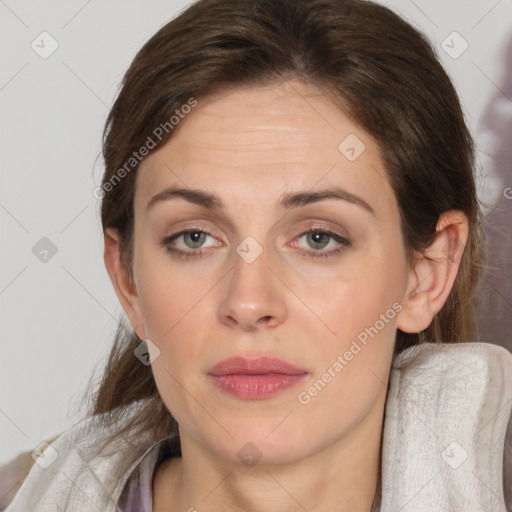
[153, 397, 385, 512]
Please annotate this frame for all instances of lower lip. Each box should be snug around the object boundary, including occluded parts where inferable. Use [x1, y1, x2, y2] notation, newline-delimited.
[209, 373, 308, 400]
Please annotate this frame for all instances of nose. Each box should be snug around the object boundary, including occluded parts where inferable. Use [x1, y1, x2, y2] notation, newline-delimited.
[218, 243, 287, 331]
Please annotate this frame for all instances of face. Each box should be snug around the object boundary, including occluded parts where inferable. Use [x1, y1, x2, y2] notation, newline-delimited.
[125, 80, 413, 464]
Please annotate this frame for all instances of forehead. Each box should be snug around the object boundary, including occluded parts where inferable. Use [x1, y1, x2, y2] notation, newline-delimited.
[135, 80, 396, 218]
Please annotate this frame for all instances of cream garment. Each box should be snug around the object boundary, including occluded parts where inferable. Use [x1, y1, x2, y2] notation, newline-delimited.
[380, 342, 512, 511]
[3, 342, 512, 512]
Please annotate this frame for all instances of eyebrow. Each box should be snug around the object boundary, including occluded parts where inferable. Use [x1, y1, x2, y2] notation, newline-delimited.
[146, 186, 375, 216]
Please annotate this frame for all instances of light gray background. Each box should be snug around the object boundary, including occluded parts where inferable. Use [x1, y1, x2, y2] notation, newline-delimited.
[1, 0, 511, 465]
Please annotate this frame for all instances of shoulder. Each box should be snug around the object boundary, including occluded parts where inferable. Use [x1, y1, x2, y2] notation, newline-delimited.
[0, 435, 58, 511]
[387, 341, 512, 443]
[3, 399, 158, 512]
[381, 342, 512, 511]
[390, 341, 512, 403]
[392, 340, 512, 373]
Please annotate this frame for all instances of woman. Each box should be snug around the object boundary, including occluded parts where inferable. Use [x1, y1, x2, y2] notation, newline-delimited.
[4, 0, 511, 511]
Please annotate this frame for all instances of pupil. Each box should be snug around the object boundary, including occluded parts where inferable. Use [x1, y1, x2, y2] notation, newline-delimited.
[187, 231, 204, 247]
[310, 232, 328, 248]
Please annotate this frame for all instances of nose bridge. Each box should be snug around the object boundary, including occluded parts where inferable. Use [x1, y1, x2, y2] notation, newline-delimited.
[219, 235, 286, 329]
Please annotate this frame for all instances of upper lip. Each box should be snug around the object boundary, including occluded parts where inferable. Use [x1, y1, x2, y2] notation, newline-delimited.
[208, 356, 308, 376]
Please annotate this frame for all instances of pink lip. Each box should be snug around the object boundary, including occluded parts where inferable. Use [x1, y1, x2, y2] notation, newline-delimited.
[209, 356, 307, 376]
[208, 357, 309, 400]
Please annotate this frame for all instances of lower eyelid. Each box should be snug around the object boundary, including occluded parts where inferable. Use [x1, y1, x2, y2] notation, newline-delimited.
[300, 244, 349, 260]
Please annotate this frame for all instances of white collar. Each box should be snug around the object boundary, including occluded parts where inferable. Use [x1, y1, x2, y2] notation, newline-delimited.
[378, 341, 512, 511]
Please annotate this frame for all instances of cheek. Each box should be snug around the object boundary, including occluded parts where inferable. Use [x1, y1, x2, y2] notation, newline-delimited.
[140, 280, 207, 360]
[135, 267, 215, 416]
[297, 256, 400, 406]
[301, 256, 398, 342]
[296, 301, 396, 440]
[136, 244, 212, 338]
[137, 263, 211, 425]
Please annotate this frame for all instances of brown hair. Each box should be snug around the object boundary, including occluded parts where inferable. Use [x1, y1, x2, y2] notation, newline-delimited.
[83, 0, 485, 446]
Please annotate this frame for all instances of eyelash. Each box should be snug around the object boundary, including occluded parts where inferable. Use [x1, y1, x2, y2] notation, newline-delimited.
[161, 227, 351, 261]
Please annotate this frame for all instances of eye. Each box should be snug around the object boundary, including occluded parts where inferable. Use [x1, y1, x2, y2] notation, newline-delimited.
[294, 228, 351, 260]
[162, 228, 219, 259]
[161, 226, 351, 261]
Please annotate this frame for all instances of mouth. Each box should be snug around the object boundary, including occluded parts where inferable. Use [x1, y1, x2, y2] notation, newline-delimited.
[207, 356, 309, 400]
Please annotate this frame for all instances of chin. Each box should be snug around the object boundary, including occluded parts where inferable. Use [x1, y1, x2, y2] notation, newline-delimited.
[203, 422, 316, 467]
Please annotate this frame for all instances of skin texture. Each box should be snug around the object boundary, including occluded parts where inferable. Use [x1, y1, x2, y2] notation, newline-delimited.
[104, 80, 469, 511]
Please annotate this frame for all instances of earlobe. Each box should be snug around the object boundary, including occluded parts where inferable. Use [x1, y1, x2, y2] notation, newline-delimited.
[396, 210, 469, 334]
[103, 228, 146, 339]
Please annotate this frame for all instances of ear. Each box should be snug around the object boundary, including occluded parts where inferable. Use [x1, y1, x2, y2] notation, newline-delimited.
[396, 210, 469, 333]
[104, 228, 147, 340]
